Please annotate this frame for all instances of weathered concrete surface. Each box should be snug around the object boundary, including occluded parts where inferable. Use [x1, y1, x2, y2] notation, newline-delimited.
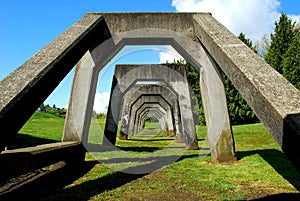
[0, 142, 83, 181]
[193, 14, 300, 167]
[0, 14, 110, 150]
[198, 45, 236, 162]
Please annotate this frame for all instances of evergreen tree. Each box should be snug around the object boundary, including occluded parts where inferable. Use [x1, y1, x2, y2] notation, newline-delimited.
[282, 29, 300, 89]
[264, 13, 297, 73]
[237, 33, 258, 54]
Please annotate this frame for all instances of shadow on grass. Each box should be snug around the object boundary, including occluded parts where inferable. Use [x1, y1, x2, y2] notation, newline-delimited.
[237, 149, 300, 191]
[127, 138, 175, 142]
[39, 166, 147, 201]
[87, 143, 163, 152]
[1, 160, 98, 201]
[7, 133, 59, 149]
[37, 153, 200, 201]
[251, 193, 300, 200]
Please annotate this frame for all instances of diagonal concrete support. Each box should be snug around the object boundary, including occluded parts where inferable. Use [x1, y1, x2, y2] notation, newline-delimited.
[193, 14, 300, 167]
[0, 14, 109, 150]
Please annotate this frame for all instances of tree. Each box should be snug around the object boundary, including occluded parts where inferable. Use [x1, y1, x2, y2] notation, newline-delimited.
[184, 62, 203, 125]
[282, 29, 300, 89]
[264, 13, 297, 74]
[255, 34, 270, 58]
[238, 33, 258, 54]
[175, 33, 260, 125]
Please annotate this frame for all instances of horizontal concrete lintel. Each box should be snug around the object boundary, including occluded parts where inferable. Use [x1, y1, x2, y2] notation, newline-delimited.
[1, 141, 80, 155]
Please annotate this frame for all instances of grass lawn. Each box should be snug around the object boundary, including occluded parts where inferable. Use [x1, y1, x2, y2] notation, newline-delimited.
[7, 113, 300, 200]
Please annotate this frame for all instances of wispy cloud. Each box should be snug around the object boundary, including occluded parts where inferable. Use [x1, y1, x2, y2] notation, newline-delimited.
[289, 14, 300, 25]
[159, 46, 183, 64]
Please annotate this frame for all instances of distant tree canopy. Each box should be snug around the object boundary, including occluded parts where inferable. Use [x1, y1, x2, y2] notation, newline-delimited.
[39, 103, 66, 118]
[264, 13, 300, 90]
[282, 30, 300, 89]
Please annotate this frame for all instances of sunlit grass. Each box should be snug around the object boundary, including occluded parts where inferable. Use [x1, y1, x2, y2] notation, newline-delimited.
[8, 113, 300, 200]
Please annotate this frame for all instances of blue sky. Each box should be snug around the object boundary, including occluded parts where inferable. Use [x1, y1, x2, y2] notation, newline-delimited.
[0, 0, 299, 112]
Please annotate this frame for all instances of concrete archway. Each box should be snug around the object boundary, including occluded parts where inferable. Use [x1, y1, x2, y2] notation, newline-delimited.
[129, 98, 174, 137]
[102, 64, 198, 149]
[2, 13, 298, 168]
[119, 83, 182, 142]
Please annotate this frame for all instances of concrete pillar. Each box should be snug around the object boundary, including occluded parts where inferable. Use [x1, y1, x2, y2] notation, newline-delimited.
[197, 45, 236, 162]
[103, 76, 123, 145]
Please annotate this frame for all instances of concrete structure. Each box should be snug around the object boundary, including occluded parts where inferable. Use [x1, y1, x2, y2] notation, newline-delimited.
[129, 97, 173, 137]
[0, 13, 299, 168]
[119, 83, 182, 141]
[137, 106, 169, 135]
[104, 64, 198, 149]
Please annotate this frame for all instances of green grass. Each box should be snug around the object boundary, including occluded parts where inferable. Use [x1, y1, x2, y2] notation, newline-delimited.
[7, 112, 64, 149]
[8, 113, 300, 200]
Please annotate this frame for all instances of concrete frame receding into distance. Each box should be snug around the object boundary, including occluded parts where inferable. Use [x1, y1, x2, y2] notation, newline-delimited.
[129, 96, 174, 137]
[103, 64, 198, 150]
[120, 83, 181, 141]
[0, 13, 299, 170]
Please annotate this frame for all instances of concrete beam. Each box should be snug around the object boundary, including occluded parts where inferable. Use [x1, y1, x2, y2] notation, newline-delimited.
[0, 14, 110, 150]
[193, 14, 300, 166]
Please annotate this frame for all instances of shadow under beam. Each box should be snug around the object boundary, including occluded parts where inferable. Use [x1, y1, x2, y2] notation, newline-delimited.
[236, 149, 300, 191]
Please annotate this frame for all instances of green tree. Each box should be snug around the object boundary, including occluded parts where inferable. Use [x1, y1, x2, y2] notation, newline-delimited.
[237, 33, 258, 54]
[264, 13, 297, 73]
[282, 29, 300, 89]
[184, 62, 203, 125]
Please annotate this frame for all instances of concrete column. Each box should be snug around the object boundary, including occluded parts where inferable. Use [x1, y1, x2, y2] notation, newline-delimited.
[63, 51, 98, 146]
[102, 75, 123, 145]
[198, 48, 236, 162]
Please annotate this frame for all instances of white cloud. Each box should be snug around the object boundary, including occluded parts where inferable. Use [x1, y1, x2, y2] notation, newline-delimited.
[93, 92, 110, 114]
[289, 14, 300, 25]
[159, 46, 184, 63]
[171, 0, 281, 42]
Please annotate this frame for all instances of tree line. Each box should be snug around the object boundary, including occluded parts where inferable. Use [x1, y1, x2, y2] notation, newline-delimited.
[184, 12, 300, 125]
[39, 103, 67, 118]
